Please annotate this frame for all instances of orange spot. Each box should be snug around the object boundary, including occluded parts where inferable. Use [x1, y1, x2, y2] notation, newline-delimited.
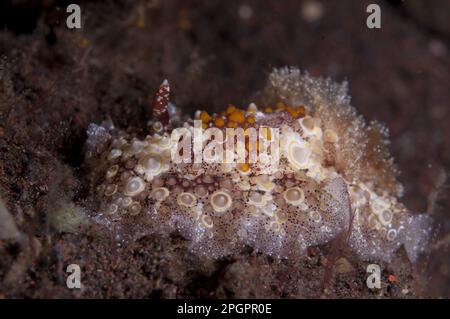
[202, 123, 208, 129]
[287, 105, 306, 119]
[228, 110, 245, 123]
[226, 105, 237, 115]
[178, 9, 192, 31]
[264, 107, 273, 113]
[240, 163, 250, 172]
[137, 15, 145, 28]
[247, 115, 255, 124]
[388, 274, 397, 283]
[298, 105, 306, 117]
[200, 111, 212, 123]
[276, 102, 286, 110]
[286, 106, 297, 118]
[226, 121, 237, 128]
[214, 117, 225, 127]
[80, 38, 89, 48]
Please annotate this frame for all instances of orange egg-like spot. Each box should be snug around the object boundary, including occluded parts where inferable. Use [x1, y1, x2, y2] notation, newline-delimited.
[214, 117, 225, 127]
[276, 102, 286, 110]
[228, 110, 245, 123]
[264, 107, 273, 113]
[226, 120, 237, 128]
[287, 105, 307, 119]
[200, 111, 212, 123]
[247, 115, 255, 124]
[226, 105, 237, 115]
[286, 106, 297, 118]
[240, 163, 250, 172]
[298, 105, 306, 117]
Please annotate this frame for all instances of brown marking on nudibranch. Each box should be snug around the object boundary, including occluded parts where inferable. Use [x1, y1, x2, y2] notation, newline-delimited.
[151, 79, 170, 125]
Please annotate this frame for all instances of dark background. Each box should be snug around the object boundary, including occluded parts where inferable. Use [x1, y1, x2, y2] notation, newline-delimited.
[0, 0, 448, 298]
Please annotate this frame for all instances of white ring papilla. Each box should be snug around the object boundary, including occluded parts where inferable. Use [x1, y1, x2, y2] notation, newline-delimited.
[387, 228, 397, 241]
[299, 116, 322, 138]
[210, 191, 233, 213]
[106, 165, 119, 179]
[261, 202, 277, 217]
[255, 175, 275, 192]
[283, 187, 305, 206]
[106, 203, 118, 215]
[379, 209, 393, 226]
[122, 197, 133, 207]
[150, 187, 170, 202]
[275, 210, 288, 223]
[129, 202, 142, 216]
[203, 175, 214, 184]
[220, 179, 234, 190]
[129, 140, 147, 155]
[247, 191, 268, 207]
[238, 180, 251, 191]
[158, 136, 172, 149]
[124, 176, 146, 197]
[201, 215, 214, 228]
[287, 139, 311, 170]
[111, 137, 126, 149]
[194, 185, 208, 198]
[370, 197, 391, 214]
[139, 153, 163, 175]
[104, 184, 118, 196]
[152, 121, 164, 133]
[269, 221, 281, 232]
[308, 210, 322, 223]
[177, 192, 197, 208]
[107, 148, 122, 161]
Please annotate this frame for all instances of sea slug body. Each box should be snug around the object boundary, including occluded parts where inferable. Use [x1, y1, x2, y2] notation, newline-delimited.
[84, 67, 433, 263]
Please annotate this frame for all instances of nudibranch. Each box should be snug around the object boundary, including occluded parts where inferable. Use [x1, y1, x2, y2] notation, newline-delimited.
[84, 67, 432, 263]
